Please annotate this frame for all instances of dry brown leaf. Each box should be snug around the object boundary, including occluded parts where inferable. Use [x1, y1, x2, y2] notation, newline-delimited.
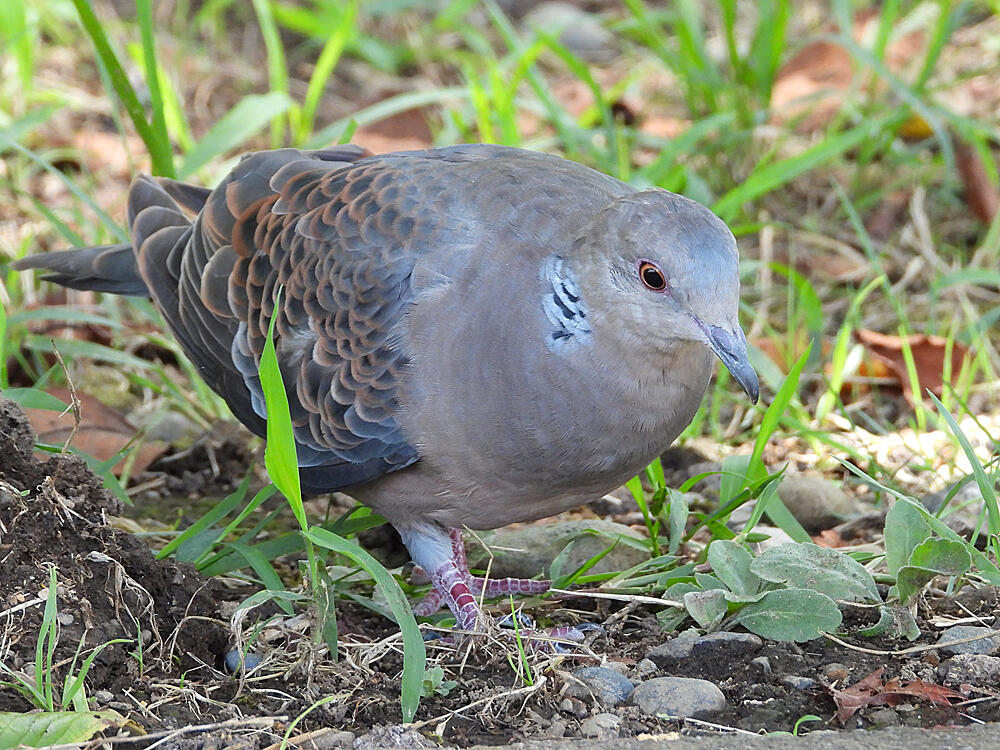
[771, 13, 926, 133]
[864, 190, 911, 241]
[832, 667, 964, 724]
[24, 388, 165, 477]
[855, 329, 970, 404]
[351, 100, 433, 155]
[954, 136, 1000, 226]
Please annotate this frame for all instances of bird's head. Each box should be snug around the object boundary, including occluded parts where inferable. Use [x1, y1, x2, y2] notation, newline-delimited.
[575, 189, 759, 403]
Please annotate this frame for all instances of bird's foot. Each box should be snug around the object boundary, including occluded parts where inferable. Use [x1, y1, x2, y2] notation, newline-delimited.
[497, 613, 604, 653]
[410, 527, 549, 617]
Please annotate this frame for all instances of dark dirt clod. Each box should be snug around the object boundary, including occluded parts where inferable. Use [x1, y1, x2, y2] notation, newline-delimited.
[0, 396, 228, 715]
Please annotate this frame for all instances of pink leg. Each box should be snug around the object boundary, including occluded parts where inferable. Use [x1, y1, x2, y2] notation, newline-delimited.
[411, 527, 549, 615]
[400, 523, 599, 650]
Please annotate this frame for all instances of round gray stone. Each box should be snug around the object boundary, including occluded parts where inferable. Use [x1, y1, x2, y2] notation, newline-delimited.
[579, 712, 621, 738]
[776, 475, 861, 532]
[566, 666, 634, 706]
[628, 676, 727, 719]
[937, 625, 1000, 656]
[938, 654, 1000, 686]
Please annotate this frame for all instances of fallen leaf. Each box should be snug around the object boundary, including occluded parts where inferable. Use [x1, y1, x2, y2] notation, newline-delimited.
[855, 329, 971, 404]
[351, 97, 433, 155]
[771, 12, 926, 133]
[954, 135, 1000, 226]
[831, 667, 964, 724]
[864, 190, 911, 241]
[24, 388, 165, 478]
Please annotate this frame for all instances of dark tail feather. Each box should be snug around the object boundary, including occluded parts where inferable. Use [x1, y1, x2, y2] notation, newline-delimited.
[11, 244, 149, 297]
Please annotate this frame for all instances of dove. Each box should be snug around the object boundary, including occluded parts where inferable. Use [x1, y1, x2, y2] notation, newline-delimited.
[14, 143, 758, 642]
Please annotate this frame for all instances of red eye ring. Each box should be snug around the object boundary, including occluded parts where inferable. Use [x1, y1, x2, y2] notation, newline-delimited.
[639, 261, 666, 291]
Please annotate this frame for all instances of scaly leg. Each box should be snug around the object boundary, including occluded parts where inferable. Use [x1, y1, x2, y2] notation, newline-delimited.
[399, 522, 599, 649]
[411, 527, 549, 617]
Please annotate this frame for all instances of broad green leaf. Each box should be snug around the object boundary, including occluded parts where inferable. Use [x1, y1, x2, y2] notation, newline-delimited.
[730, 588, 842, 642]
[884, 500, 932, 575]
[683, 588, 728, 631]
[0, 711, 126, 748]
[750, 543, 881, 603]
[666, 489, 689, 554]
[908, 537, 972, 576]
[1, 388, 68, 412]
[858, 605, 920, 641]
[708, 539, 759, 596]
[895, 565, 939, 604]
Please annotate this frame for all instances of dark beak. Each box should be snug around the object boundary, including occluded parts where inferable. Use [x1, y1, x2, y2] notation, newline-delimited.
[705, 325, 759, 404]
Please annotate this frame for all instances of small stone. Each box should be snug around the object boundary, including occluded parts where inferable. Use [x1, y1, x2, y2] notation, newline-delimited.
[633, 658, 658, 679]
[558, 698, 574, 713]
[868, 708, 900, 727]
[94, 690, 114, 704]
[936, 625, 1000, 656]
[937, 654, 1000, 686]
[750, 657, 772, 676]
[566, 666, 635, 706]
[781, 675, 817, 691]
[352, 725, 431, 749]
[603, 660, 630, 675]
[523, 2, 617, 62]
[686, 461, 723, 499]
[776, 475, 861, 533]
[628, 677, 726, 719]
[224, 648, 263, 673]
[307, 730, 354, 748]
[645, 636, 695, 666]
[56, 613, 75, 626]
[579, 712, 621, 738]
[821, 662, 850, 683]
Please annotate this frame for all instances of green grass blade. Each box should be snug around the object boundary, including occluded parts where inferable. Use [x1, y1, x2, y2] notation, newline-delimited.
[305, 527, 426, 723]
[69, 0, 174, 176]
[713, 124, 875, 221]
[177, 92, 292, 179]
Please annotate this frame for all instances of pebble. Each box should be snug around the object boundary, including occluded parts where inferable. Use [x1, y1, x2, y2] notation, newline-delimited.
[93, 690, 114, 704]
[868, 708, 900, 727]
[775, 475, 861, 532]
[821, 662, 850, 683]
[750, 657, 772, 676]
[646, 631, 762, 668]
[352, 726, 431, 749]
[628, 677, 726, 719]
[224, 648, 263, 673]
[523, 2, 618, 62]
[937, 654, 1000, 686]
[313, 730, 355, 748]
[566, 666, 634, 706]
[936, 625, 1000, 656]
[632, 658, 659, 679]
[579, 712, 621, 738]
[781, 675, 817, 691]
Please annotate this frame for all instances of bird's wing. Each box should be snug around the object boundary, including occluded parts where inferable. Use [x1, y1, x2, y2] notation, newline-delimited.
[130, 145, 435, 491]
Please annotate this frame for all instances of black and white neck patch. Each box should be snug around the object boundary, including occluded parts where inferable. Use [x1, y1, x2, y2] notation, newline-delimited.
[541, 255, 591, 351]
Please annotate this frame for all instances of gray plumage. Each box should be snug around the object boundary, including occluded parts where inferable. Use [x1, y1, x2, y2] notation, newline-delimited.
[14, 143, 758, 636]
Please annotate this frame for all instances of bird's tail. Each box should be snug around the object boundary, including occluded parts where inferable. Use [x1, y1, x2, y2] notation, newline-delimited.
[11, 175, 209, 298]
[11, 243, 149, 296]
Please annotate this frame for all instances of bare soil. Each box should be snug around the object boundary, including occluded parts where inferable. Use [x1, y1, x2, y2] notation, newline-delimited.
[1, 396, 998, 748]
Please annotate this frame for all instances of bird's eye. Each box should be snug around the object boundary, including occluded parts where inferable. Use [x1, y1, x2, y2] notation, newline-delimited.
[639, 261, 666, 291]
